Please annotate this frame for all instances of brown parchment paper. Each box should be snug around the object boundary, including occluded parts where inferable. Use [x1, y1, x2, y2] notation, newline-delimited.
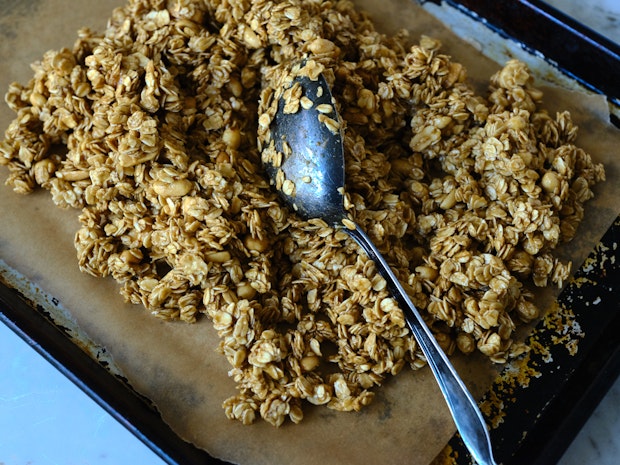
[0, 1, 619, 464]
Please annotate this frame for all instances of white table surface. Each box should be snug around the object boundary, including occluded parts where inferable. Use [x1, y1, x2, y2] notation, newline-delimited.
[1, 1, 619, 464]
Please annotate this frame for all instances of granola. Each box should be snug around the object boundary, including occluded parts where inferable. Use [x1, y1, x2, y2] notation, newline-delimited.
[0, 0, 605, 426]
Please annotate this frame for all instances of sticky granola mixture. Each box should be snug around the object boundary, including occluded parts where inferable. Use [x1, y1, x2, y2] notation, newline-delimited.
[0, 0, 605, 426]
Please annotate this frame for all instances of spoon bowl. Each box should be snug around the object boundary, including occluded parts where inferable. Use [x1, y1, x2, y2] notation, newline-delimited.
[260, 61, 498, 465]
[261, 67, 346, 224]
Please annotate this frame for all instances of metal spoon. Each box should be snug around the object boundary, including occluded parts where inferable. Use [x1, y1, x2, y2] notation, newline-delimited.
[260, 64, 498, 465]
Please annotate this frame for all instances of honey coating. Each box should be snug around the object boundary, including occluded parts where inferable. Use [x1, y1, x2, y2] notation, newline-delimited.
[0, 0, 605, 426]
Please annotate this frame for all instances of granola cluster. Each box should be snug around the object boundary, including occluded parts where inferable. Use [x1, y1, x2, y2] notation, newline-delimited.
[0, 0, 605, 426]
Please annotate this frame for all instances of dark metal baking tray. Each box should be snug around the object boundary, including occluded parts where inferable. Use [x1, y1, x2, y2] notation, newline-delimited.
[1, 1, 618, 464]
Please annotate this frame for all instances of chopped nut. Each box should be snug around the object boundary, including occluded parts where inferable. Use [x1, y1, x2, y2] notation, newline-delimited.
[281, 179, 296, 196]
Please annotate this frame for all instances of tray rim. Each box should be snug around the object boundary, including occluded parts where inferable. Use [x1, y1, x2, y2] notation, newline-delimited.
[438, 0, 620, 109]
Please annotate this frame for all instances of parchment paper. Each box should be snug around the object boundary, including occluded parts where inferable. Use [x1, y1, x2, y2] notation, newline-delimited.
[1, 1, 618, 464]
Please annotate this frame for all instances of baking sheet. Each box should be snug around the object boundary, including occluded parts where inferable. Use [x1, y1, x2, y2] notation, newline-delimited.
[0, 1, 619, 464]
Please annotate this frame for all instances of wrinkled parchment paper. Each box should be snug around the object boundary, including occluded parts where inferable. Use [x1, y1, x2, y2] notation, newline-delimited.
[1, 1, 619, 464]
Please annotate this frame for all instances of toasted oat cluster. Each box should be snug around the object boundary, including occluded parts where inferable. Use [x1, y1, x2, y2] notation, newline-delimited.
[0, 0, 605, 426]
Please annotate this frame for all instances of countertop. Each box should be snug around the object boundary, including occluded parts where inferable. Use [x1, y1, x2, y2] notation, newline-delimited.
[1, 1, 619, 464]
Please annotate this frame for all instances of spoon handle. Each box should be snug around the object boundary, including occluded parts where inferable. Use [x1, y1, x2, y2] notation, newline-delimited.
[347, 225, 498, 465]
